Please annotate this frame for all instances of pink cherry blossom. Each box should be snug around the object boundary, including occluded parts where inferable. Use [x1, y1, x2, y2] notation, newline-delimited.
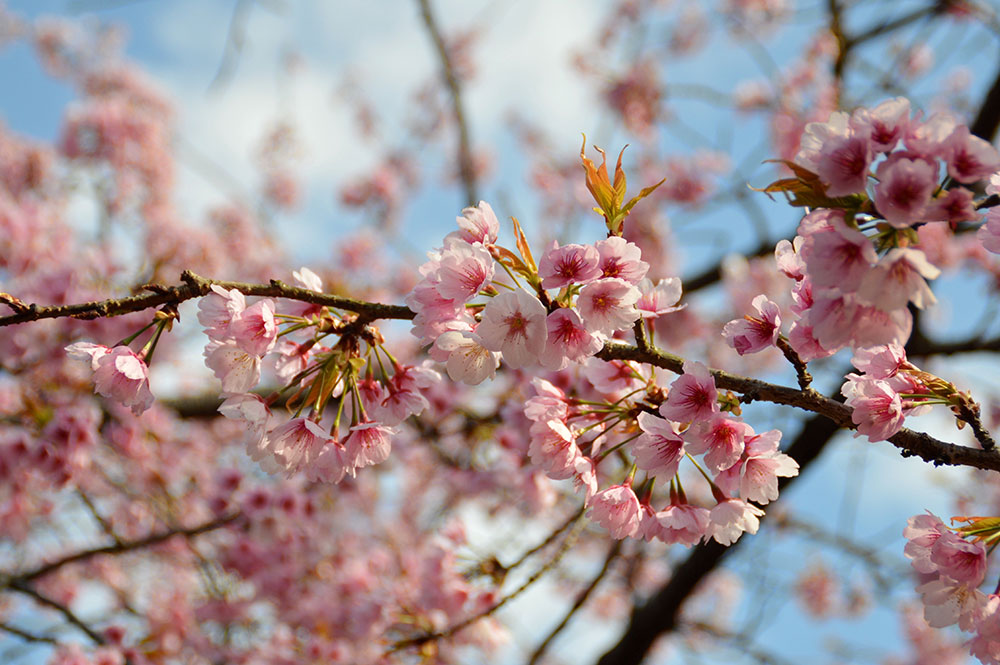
[584, 357, 648, 396]
[916, 577, 988, 631]
[577, 278, 642, 335]
[930, 530, 987, 587]
[722, 294, 781, 355]
[799, 212, 877, 291]
[707, 498, 764, 546]
[476, 289, 548, 369]
[434, 242, 495, 302]
[541, 308, 604, 370]
[925, 187, 979, 223]
[815, 130, 873, 196]
[538, 241, 601, 289]
[204, 341, 262, 393]
[451, 200, 499, 246]
[979, 208, 1000, 254]
[851, 343, 907, 379]
[197, 285, 246, 340]
[659, 360, 718, 423]
[873, 155, 937, 228]
[265, 417, 337, 478]
[633, 411, 685, 479]
[774, 237, 805, 280]
[588, 483, 641, 539]
[857, 248, 940, 311]
[905, 112, 957, 157]
[656, 502, 710, 546]
[433, 329, 501, 385]
[685, 413, 749, 473]
[842, 374, 904, 442]
[903, 511, 947, 574]
[66, 343, 154, 415]
[344, 421, 396, 469]
[527, 419, 581, 480]
[375, 363, 439, 425]
[229, 298, 277, 356]
[524, 378, 569, 423]
[943, 125, 1000, 184]
[636, 277, 684, 318]
[970, 596, 1000, 665]
[852, 96, 910, 152]
[739, 430, 798, 504]
[594, 236, 649, 284]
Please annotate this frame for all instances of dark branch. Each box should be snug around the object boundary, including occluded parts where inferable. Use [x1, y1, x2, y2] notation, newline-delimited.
[528, 540, 622, 665]
[6, 581, 105, 645]
[0, 270, 415, 328]
[3, 513, 240, 586]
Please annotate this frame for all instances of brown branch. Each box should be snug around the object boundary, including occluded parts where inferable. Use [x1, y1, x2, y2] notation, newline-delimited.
[597, 340, 1000, 473]
[417, 0, 478, 206]
[527, 540, 622, 665]
[6, 581, 105, 645]
[390, 506, 587, 652]
[0, 270, 415, 328]
[0, 621, 58, 645]
[3, 513, 240, 586]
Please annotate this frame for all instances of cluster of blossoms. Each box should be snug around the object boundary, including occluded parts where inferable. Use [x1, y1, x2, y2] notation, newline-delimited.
[836, 343, 980, 443]
[717, 101, 998, 448]
[407, 199, 682, 382]
[67, 268, 442, 485]
[525, 361, 798, 546]
[902, 513, 1000, 663]
[750, 98, 1000, 364]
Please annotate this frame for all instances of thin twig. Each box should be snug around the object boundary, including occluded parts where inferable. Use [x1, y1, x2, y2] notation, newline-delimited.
[3, 513, 240, 586]
[505, 505, 587, 572]
[390, 506, 588, 652]
[0, 621, 58, 645]
[527, 540, 622, 665]
[416, 0, 478, 206]
[6, 581, 105, 645]
[0, 270, 414, 328]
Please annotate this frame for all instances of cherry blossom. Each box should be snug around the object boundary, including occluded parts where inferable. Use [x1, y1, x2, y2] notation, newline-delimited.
[538, 241, 601, 289]
[66, 343, 154, 415]
[577, 277, 642, 335]
[722, 294, 781, 355]
[707, 498, 764, 546]
[588, 483, 641, 539]
[659, 360, 718, 423]
[476, 289, 548, 368]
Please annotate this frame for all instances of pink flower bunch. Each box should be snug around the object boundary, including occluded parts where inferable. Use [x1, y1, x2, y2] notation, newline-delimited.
[199, 285, 277, 394]
[771, 206, 941, 361]
[722, 294, 781, 355]
[841, 344, 930, 442]
[197, 267, 442, 482]
[772, 102, 1000, 358]
[527, 360, 798, 546]
[796, 99, 1000, 210]
[902, 512, 1000, 662]
[410, 203, 680, 381]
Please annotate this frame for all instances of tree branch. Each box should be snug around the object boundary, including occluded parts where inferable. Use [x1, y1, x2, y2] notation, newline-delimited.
[0, 270, 414, 328]
[6, 581, 106, 645]
[597, 341, 1000, 473]
[2, 513, 240, 587]
[417, 0, 478, 206]
[528, 540, 622, 665]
